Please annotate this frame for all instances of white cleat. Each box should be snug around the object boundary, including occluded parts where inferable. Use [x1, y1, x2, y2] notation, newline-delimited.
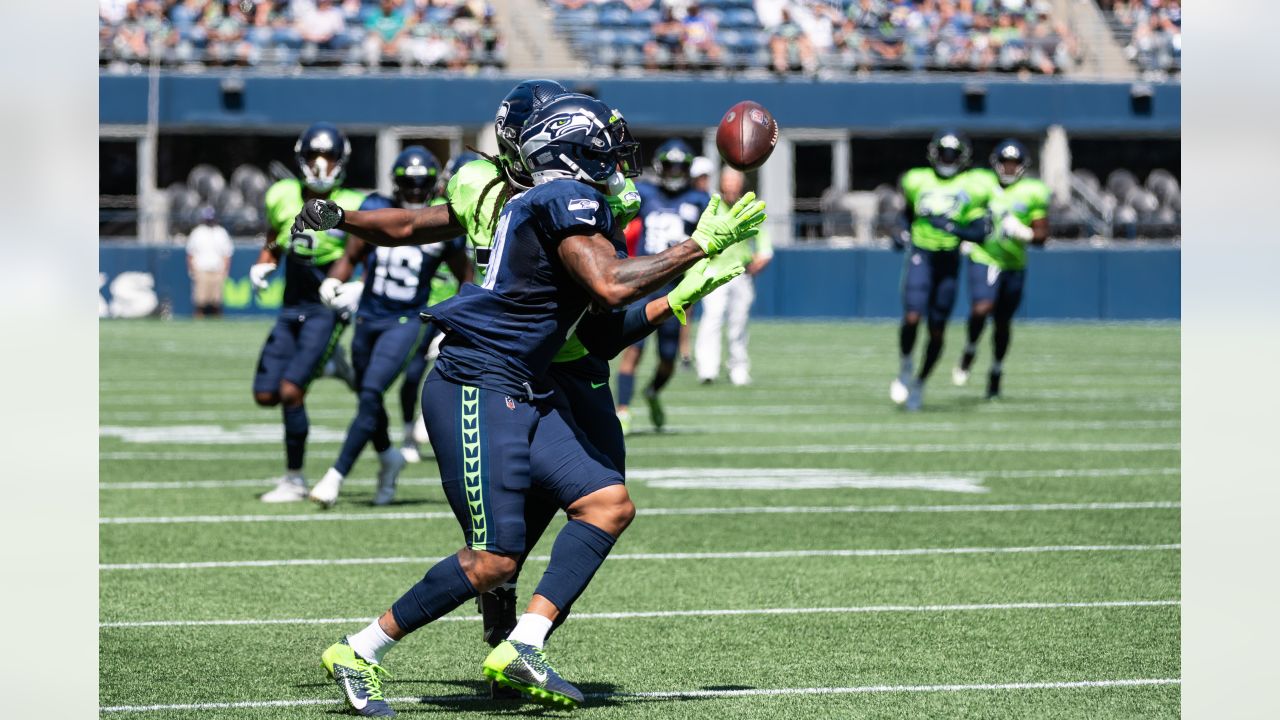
[952, 366, 970, 387]
[308, 468, 344, 509]
[890, 377, 910, 405]
[373, 448, 406, 506]
[260, 475, 308, 503]
[905, 380, 924, 412]
[729, 367, 752, 386]
[401, 442, 422, 464]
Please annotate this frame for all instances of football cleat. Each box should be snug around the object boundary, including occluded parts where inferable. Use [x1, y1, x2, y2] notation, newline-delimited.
[905, 379, 924, 412]
[986, 371, 1003, 400]
[373, 449, 406, 506]
[952, 366, 970, 387]
[260, 475, 308, 503]
[889, 376, 910, 405]
[321, 638, 396, 717]
[482, 640, 584, 708]
[309, 468, 344, 509]
[729, 367, 752, 386]
[400, 443, 421, 464]
[616, 408, 632, 436]
[643, 386, 666, 431]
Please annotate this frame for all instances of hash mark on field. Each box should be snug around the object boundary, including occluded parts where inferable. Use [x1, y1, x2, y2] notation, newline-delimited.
[99, 543, 1181, 571]
[98, 677, 1181, 713]
[97, 501, 1179, 525]
[99, 599, 1181, 628]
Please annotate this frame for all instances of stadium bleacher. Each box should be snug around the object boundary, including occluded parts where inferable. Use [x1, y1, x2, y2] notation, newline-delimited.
[549, 0, 1081, 76]
[98, 0, 505, 71]
[1097, 0, 1180, 76]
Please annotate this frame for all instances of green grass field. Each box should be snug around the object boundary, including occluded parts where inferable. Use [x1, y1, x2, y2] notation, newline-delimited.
[99, 319, 1180, 718]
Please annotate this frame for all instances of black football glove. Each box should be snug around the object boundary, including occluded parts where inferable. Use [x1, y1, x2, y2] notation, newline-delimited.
[291, 198, 345, 235]
[926, 213, 992, 242]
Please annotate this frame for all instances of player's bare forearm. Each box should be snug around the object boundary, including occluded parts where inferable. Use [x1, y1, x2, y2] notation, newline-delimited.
[339, 204, 461, 247]
[644, 296, 674, 324]
[327, 238, 368, 282]
[255, 244, 280, 264]
[559, 234, 704, 309]
[1031, 218, 1049, 245]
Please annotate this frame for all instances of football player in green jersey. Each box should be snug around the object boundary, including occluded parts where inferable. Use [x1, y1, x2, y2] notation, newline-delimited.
[953, 139, 1050, 399]
[253, 123, 368, 503]
[892, 129, 995, 411]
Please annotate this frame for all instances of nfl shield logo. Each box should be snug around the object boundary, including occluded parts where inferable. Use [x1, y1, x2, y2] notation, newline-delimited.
[505, 396, 516, 410]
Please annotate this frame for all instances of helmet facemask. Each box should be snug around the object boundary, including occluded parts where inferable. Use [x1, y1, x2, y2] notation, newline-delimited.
[928, 133, 971, 179]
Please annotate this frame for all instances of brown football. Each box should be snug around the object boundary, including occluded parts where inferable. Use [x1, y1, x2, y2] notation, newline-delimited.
[715, 101, 779, 172]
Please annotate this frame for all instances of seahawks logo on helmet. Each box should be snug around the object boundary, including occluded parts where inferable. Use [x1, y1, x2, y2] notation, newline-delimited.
[519, 94, 639, 188]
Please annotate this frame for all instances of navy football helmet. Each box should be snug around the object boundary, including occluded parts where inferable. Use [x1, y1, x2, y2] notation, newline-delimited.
[392, 146, 441, 209]
[927, 129, 972, 179]
[990, 138, 1029, 186]
[495, 79, 569, 187]
[295, 122, 351, 193]
[444, 150, 482, 183]
[519, 94, 642, 190]
[653, 139, 695, 193]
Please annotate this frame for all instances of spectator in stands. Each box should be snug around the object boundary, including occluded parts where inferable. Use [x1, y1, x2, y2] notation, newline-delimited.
[681, 4, 722, 68]
[101, 0, 130, 26]
[769, 8, 816, 74]
[186, 206, 234, 318]
[297, 0, 352, 62]
[644, 7, 686, 70]
[363, 0, 412, 67]
[206, 2, 257, 65]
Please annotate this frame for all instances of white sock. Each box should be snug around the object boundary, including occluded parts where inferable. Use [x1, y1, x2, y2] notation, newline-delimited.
[506, 613, 554, 649]
[378, 447, 401, 466]
[991, 361, 1004, 374]
[347, 620, 397, 664]
[286, 470, 305, 484]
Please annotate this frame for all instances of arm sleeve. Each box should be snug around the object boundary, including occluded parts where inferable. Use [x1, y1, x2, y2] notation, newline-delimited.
[574, 301, 656, 360]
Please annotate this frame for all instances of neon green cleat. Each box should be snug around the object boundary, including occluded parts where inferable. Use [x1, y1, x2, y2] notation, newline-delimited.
[616, 408, 632, 436]
[482, 640, 584, 708]
[321, 638, 396, 717]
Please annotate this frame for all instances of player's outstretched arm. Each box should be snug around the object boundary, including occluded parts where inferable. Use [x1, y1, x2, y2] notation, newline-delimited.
[326, 236, 372, 283]
[293, 199, 464, 247]
[558, 192, 766, 309]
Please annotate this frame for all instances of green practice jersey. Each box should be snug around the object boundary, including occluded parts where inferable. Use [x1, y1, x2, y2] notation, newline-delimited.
[969, 171, 1050, 270]
[444, 157, 641, 364]
[425, 196, 462, 306]
[264, 179, 365, 265]
[901, 167, 995, 251]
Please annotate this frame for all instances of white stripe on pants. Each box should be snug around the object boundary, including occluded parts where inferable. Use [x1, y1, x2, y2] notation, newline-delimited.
[695, 273, 754, 381]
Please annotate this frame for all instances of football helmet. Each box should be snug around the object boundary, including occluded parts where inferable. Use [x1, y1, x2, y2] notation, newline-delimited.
[295, 122, 351, 193]
[495, 79, 569, 188]
[519, 93, 642, 190]
[391, 145, 441, 210]
[927, 129, 972, 179]
[653, 139, 695, 193]
[990, 138, 1029, 186]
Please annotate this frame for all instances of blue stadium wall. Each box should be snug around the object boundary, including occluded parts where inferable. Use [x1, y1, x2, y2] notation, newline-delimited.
[98, 245, 1180, 320]
[99, 75, 1179, 133]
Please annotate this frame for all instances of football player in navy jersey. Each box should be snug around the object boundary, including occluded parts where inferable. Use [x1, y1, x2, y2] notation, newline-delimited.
[310, 94, 766, 715]
[306, 147, 472, 509]
[614, 139, 711, 434]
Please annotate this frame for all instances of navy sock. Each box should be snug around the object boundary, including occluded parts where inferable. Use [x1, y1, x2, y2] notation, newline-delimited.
[334, 390, 386, 475]
[918, 323, 946, 381]
[899, 321, 918, 358]
[616, 373, 636, 407]
[282, 403, 308, 471]
[993, 320, 1012, 363]
[390, 554, 478, 635]
[533, 520, 617, 612]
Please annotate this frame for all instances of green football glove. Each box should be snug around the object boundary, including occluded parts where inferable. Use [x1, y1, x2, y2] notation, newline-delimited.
[690, 192, 767, 256]
[666, 252, 745, 325]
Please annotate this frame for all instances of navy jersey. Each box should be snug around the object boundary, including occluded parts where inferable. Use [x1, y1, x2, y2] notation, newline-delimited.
[426, 180, 622, 391]
[635, 182, 709, 257]
[356, 194, 464, 319]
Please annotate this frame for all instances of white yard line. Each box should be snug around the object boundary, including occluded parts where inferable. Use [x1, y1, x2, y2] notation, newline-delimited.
[99, 599, 1180, 629]
[96, 467, 1181, 491]
[98, 677, 1180, 713]
[98, 500, 1179, 526]
[100, 442, 1179, 461]
[99, 543, 1181, 571]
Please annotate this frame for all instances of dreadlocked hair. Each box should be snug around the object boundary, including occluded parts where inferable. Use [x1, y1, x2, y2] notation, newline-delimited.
[467, 145, 520, 237]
